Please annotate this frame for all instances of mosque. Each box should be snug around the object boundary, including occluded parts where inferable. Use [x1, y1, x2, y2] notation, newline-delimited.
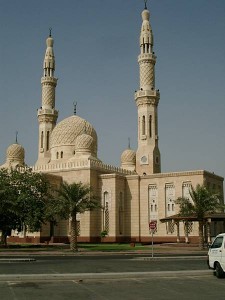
[1, 4, 224, 244]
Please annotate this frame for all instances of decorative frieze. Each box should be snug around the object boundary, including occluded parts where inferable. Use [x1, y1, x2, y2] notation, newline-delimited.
[135, 97, 159, 107]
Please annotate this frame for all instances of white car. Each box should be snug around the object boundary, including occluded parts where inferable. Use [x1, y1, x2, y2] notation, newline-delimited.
[208, 233, 225, 278]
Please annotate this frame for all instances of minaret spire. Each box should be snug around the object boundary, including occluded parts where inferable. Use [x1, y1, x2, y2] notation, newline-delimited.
[15, 131, 18, 144]
[43, 31, 55, 78]
[36, 31, 58, 165]
[144, 0, 148, 10]
[135, 4, 161, 175]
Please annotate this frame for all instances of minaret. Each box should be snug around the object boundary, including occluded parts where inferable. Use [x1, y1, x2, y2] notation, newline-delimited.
[135, 4, 161, 175]
[36, 30, 58, 165]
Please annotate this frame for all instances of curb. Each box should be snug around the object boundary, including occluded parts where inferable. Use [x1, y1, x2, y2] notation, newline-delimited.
[132, 255, 207, 261]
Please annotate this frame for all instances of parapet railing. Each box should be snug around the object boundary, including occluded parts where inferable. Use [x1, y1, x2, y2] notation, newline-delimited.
[32, 159, 135, 175]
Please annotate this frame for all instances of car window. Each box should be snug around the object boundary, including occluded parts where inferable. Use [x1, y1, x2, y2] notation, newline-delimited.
[211, 236, 224, 249]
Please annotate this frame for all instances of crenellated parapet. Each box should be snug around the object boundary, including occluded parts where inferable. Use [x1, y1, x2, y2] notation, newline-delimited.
[32, 159, 136, 175]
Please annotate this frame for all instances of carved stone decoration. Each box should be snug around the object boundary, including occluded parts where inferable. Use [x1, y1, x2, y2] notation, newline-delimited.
[135, 97, 159, 107]
[121, 149, 136, 164]
[7, 143, 25, 163]
[38, 114, 58, 124]
[182, 182, 192, 201]
[42, 84, 56, 107]
[75, 133, 93, 152]
[165, 183, 175, 217]
[140, 61, 155, 88]
[149, 184, 158, 222]
[50, 115, 98, 153]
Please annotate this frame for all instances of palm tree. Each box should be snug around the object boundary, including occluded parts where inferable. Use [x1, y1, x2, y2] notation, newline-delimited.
[176, 184, 224, 249]
[53, 182, 100, 252]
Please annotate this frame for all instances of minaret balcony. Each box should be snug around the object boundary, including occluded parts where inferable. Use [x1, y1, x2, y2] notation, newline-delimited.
[138, 53, 156, 62]
[41, 77, 57, 85]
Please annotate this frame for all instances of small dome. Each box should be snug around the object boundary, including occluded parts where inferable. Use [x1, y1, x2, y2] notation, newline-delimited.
[75, 133, 94, 152]
[121, 149, 136, 164]
[50, 115, 97, 154]
[7, 143, 25, 163]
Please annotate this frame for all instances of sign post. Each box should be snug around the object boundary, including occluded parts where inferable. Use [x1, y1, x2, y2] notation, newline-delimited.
[149, 221, 157, 258]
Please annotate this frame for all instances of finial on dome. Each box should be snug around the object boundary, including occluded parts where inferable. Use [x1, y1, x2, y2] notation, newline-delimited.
[128, 137, 131, 149]
[144, 0, 148, 9]
[15, 131, 18, 144]
[73, 101, 77, 115]
[49, 27, 52, 37]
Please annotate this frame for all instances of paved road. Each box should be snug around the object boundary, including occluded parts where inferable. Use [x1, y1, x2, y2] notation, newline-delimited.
[0, 254, 208, 275]
[1, 254, 222, 300]
[0, 275, 224, 300]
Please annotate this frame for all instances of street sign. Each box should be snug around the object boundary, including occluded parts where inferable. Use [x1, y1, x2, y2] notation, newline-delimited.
[149, 220, 157, 230]
[149, 220, 157, 258]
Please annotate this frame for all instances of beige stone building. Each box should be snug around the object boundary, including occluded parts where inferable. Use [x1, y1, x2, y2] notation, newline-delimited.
[1, 5, 224, 244]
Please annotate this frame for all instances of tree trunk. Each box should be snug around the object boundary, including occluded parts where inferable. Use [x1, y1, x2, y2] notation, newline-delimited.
[70, 214, 78, 252]
[1, 230, 7, 247]
[198, 220, 204, 250]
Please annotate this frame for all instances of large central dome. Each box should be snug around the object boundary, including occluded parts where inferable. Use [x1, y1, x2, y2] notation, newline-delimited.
[50, 115, 98, 162]
[51, 115, 97, 148]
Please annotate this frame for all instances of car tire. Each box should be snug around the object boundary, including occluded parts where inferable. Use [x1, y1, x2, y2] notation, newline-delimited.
[215, 263, 224, 278]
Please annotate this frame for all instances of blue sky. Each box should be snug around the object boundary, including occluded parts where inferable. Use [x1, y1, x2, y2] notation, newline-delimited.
[0, 0, 225, 181]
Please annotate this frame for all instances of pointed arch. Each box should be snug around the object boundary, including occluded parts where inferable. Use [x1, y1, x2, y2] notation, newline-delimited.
[41, 131, 44, 148]
[149, 115, 152, 138]
[46, 131, 50, 151]
[142, 115, 146, 135]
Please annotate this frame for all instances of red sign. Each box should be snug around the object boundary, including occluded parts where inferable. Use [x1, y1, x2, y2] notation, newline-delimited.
[149, 221, 157, 230]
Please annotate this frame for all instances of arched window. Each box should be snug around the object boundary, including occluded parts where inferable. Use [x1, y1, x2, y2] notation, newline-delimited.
[155, 112, 158, 135]
[46, 131, 50, 151]
[142, 116, 146, 135]
[41, 131, 44, 148]
[56, 152, 59, 159]
[60, 151, 63, 158]
[138, 117, 140, 139]
[149, 115, 152, 138]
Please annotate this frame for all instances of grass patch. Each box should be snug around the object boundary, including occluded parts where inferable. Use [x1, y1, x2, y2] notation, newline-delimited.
[78, 243, 150, 251]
